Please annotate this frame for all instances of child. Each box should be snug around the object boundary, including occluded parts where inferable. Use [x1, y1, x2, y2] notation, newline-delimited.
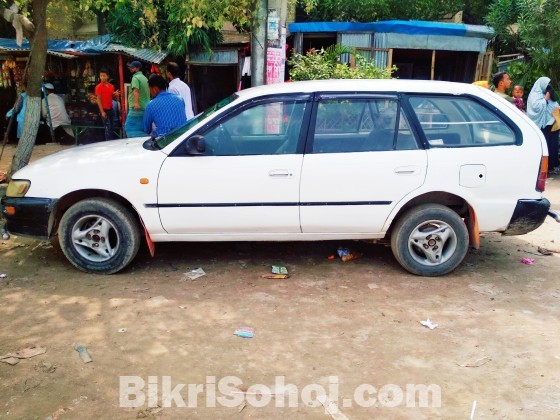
[512, 85, 525, 112]
[95, 68, 119, 140]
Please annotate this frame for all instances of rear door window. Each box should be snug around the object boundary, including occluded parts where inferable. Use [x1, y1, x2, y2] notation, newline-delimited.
[408, 96, 517, 147]
[310, 97, 419, 153]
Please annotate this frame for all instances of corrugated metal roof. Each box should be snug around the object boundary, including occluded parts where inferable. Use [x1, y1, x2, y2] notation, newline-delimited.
[104, 43, 168, 64]
[0, 41, 76, 59]
[47, 51, 77, 59]
[0, 36, 168, 63]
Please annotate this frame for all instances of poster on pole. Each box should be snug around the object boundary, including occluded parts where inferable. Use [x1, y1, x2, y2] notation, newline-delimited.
[267, 15, 279, 41]
[266, 47, 284, 85]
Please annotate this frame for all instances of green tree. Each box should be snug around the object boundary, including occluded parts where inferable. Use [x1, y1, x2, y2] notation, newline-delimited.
[1, 0, 93, 179]
[86, 0, 257, 56]
[1, 0, 258, 178]
[1, 0, 48, 178]
[517, 0, 560, 87]
[300, 0, 464, 22]
[485, 0, 522, 56]
[486, 0, 560, 88]
[463, 0, 490, 24]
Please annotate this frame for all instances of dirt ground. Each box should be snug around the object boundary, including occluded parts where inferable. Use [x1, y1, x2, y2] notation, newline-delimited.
[0, 144, 559, 419]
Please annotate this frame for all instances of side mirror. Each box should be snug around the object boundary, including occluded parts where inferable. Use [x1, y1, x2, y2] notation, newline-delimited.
[185, 135, 205, 155]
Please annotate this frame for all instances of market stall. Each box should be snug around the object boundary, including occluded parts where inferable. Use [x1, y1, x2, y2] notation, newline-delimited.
[0, 35, 168, 144]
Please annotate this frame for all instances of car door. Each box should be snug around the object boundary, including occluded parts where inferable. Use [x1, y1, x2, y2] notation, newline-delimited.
[157, 95, 311, 235]
[300, 94, 428, 234]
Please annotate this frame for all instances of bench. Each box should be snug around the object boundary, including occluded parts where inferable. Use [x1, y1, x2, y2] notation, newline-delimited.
[64, 125, 123, 145]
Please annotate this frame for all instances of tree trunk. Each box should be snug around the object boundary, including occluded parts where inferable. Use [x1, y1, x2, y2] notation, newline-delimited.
[8, 0, 49, 179]
[9, 96, 42, 175]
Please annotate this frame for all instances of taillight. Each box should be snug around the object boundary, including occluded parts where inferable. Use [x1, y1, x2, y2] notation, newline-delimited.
[537, 156, 548, 192]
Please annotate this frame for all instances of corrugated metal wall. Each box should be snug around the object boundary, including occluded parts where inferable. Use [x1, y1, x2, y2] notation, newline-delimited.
[187, 50, 239, 65]
[339, 33, 373, 64]
[373, 34, 389, 69]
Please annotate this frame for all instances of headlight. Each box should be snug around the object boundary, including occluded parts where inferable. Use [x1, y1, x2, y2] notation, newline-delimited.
[6, 179, 31, 197]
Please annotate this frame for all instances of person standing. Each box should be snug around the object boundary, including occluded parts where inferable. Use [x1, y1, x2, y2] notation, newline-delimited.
[166, 62, 194, 120]
[41, 83, 74, 144]
[143, 74, 187, 137]
[527, 77, 560, 174]
[95, 68, 119, 141]
[7, 83, 27, 140]
[492, 72, 514, 103]
[125, 61, 150, 138]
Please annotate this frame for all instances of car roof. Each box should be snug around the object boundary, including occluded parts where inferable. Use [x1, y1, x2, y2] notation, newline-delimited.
[235, 79, 489, 99]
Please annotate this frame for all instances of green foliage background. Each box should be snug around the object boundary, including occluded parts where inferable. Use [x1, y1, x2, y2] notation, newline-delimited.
[302, 0, 463, 22]
[486, 0, 560, 91]
[288, 45, 395, 81]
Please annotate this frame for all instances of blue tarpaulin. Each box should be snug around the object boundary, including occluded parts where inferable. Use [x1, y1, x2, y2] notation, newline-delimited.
[289, 20, 494, 39]
[0, 34, 167, 63]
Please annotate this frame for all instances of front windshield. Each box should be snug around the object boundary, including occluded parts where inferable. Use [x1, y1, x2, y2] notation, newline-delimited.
[154, 94, 239, 149]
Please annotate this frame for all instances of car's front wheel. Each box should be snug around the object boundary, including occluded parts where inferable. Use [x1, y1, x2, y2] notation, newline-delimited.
[391, 204, 469, 276]
[58, 198, 141, 274]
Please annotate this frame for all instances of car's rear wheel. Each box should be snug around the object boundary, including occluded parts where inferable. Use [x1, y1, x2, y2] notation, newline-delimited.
[391, 204, 469, 276]
[58, 198, 141, 274]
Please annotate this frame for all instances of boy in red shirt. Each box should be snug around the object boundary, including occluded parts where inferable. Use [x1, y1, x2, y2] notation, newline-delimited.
[95, 68, 119, 141]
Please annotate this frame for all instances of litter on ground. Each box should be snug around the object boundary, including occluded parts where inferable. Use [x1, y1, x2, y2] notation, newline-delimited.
[0, 345, 47, 365]
[183, 267, 206, 280]
[521, 257, 535, 265]
[73, 343, 93, 363]
[263, 265, 289, 279]
[271, 265, 288, 275]
[456, 356, 491, 367]
[419, 319, 438, 330]
[337, 247, 362, 262]
[234, 327, 254, 338]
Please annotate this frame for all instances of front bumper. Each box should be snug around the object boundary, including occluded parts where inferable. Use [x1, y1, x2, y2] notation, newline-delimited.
[1, 197, 57, 239]
[503, 198, 550, 236]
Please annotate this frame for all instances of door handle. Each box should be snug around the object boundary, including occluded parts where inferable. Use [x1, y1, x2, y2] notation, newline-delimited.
[394, 166, 419, 175]
[269, 170, 292, 177]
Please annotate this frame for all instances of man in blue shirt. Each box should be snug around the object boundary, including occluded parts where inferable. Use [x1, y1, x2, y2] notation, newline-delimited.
[143, 74, 187, 137]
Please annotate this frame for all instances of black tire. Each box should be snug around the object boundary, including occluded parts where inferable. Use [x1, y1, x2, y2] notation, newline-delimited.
[58, 198, 141, 274]
[390, 204, 469, 277]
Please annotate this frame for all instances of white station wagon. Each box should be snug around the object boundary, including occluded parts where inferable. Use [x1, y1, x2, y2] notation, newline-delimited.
[2, 79, 558, 276]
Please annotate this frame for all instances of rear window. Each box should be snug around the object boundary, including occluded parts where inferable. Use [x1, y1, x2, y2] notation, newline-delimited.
[408, 96, 516, 147]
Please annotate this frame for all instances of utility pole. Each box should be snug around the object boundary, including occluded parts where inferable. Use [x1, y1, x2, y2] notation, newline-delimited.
[265, 0, 288, 85]
[251, 0, 267, 86]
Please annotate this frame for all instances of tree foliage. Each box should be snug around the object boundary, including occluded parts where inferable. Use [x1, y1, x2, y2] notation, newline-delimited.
[299, 0, 464, 22]
[83, 0, 257, 56]
[46, 0, 95, 39]
[517, 0, 560, 86]
[486, 0, 560, 88]
[485, 0, 522, 56]
[288, 44, 395, 81]
[463, 0, 490, 24]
